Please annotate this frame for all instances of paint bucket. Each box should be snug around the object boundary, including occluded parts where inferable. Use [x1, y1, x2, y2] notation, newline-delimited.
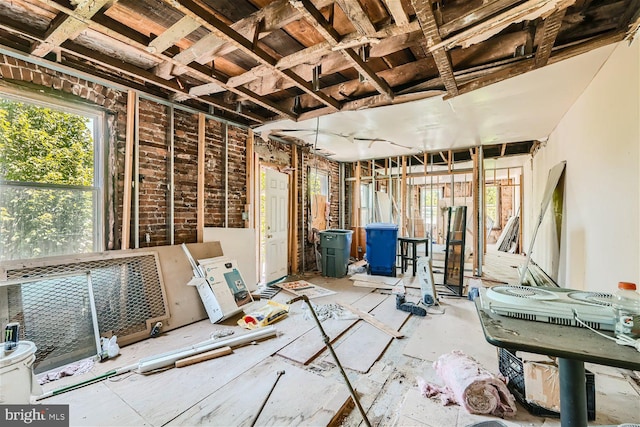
[0, 340, 41, 403]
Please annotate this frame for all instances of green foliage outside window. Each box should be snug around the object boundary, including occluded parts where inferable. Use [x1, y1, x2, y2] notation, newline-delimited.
[0, 99, 96, 261]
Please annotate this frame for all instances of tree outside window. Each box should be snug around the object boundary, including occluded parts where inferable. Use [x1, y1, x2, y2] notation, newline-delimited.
[0, 97, 102, 261]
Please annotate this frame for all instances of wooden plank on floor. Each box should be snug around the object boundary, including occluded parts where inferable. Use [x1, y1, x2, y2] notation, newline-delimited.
[277, 291, 387, 364]
[166, 356, 351, 426]
[324, 295, 411, 373]
[350, 273, 401, 286]
[339, 302, 404, 338]
[353, 280, 420, 290]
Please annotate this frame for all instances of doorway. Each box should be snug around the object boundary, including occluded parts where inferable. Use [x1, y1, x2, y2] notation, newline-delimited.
[259, 166, 289, 284]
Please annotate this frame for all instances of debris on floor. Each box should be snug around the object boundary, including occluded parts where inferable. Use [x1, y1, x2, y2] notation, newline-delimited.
[38, 357, 95, 385]
[417, 350, 517, 417]
[238, 301, 290, 329]
[301, 302, 358, 322]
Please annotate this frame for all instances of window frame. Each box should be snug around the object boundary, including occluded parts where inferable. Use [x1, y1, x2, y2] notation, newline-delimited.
[0, 87, 106, 258]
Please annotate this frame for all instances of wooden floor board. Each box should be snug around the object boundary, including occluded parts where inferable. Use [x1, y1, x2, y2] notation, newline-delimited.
[321, 295, 411, 373]
[401, 296, 499, 372]
[276, 291, 387, 364]
[166, 356, 351, 426]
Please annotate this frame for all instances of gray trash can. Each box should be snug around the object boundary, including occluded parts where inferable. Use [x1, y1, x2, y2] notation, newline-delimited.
[319, 229, 353, 278]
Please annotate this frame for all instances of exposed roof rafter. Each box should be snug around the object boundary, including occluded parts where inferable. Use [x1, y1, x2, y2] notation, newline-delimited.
[289, 0, 394, 100]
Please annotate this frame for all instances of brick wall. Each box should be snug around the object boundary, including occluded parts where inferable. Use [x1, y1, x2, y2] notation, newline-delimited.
[0, 55, 251, 250]
[137, 99, 171, 247]
[0, 54, 341, 275]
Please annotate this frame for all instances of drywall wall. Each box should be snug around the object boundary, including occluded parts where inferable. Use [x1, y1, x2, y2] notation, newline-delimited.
[528, 39, 640, 292]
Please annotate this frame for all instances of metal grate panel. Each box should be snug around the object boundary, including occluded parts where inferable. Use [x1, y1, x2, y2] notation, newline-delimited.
[7, 273, 98, 374]
[2, 251, 169, 372]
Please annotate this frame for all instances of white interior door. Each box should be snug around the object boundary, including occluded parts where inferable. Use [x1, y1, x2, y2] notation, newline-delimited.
[265, 168, 289, 283]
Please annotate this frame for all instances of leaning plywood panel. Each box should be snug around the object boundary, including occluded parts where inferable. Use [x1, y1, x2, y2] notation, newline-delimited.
[154, 242, 223, 330]
[203, 227, 258, 291]
[166, 356, 351, 426]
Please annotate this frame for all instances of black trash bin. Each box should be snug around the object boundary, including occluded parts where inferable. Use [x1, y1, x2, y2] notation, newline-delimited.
[319, 229, 354, 278]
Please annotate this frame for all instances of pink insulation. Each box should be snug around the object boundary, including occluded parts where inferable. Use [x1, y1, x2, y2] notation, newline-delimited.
[417, 350, 517, 417]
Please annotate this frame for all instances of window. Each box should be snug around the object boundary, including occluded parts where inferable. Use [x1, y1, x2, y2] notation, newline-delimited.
[485, 185, 500, 229]
[0, 95, 103, 261]
[360, 183, 372, 226]
[308, 168, 328, 197]
[308, 168, 329, 230]
[420, 187, 439, 238]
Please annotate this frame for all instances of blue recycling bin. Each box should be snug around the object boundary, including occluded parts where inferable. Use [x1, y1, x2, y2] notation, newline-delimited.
[365, 223, 398, 276]
[319, 229, 353, 278]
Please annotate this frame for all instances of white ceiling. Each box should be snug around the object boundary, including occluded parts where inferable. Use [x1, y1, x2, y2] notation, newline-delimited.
[255, 43, 618, 162]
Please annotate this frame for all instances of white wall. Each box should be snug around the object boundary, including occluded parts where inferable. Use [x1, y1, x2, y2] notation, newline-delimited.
[528, 39, 640, 292]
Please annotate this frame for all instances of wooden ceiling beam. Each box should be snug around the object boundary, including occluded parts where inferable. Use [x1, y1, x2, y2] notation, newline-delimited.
[4, 2, 293, 121]
[453, 31, 625, 97]
[59, 41, 266, 123]
[164, 0, 335, 79]
[431, 0, 576, 52]
[147, 15, 200, 54]
[534, 7, 568, 68]
[266, 29, 625, 122]
[31, 0, 113, 57]
[382, 0, 410, 26]
[164, 0, 341, 111]
[226, 22, 421, 91]
[271, 30, 528, 109]
[334, 0, 377, 35]
[439, 0, 524, 38]
[410, 0, 458, 96]
[289, 0, 393, 100]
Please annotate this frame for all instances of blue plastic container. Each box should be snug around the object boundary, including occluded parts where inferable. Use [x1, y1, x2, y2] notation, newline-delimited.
[365, 223, 398, 276]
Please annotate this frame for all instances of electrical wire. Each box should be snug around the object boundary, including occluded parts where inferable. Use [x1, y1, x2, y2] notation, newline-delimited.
[573, 310, 640, 352]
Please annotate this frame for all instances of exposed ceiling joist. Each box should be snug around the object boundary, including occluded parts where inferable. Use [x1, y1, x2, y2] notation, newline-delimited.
[382, 0, 410, 26]
[147, 15, 200, 54]
[30, 0, 297, 121]
[224, 20, 421, 92]
[62, 41, 265, 122]
[163, 0, 341, 111]
[410, 0, 458, 96]
[31, 0, 113, 57]
[289, 0, 394, 100]
[534, 7, 568, 68]
[439, 0, 524, 38]
[335, 0, 378, 35]
[430, 0, 577, 52]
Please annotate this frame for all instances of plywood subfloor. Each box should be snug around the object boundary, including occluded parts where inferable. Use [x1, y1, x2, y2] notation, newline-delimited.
[168, 356, 350, 426]
[401, 296, 500, 372]
[321, 294, 411, 373]
[38, 263, 640, 427]
[276, 291, 387, 364]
